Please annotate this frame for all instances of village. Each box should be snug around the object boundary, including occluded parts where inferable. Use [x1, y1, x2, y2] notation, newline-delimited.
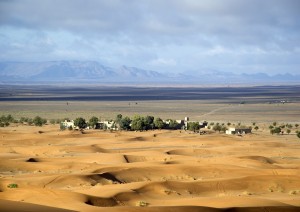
[60, 116, 253, 135]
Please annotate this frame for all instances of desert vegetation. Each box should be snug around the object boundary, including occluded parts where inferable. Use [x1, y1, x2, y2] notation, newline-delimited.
[1, 113, 300, 140]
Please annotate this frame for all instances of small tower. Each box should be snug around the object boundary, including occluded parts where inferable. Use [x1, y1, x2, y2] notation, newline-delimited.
[184, 117, 189, 129]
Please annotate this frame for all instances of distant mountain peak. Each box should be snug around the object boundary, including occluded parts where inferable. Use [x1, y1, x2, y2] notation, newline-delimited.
[0, 61, 299, 84]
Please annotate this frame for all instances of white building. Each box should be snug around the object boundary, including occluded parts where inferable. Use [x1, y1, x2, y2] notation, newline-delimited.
[61, 120, 74, 129]
[226, 127, 252, 135]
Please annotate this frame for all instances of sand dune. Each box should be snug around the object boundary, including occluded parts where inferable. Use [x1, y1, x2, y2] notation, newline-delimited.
[1, 125, 300, 211]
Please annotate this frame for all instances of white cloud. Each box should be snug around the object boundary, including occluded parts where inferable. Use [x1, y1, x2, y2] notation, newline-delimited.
[0, 0, 299, 74]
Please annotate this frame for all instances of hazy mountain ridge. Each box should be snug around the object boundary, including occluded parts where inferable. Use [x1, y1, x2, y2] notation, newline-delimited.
[0, 61, 299, 84]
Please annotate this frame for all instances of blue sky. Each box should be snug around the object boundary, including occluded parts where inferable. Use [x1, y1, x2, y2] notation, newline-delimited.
[0, 0, 299, 75]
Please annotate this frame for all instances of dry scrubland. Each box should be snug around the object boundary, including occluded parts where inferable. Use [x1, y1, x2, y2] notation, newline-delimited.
[0, 125, 300, 211]
[0, 100, 300, 123]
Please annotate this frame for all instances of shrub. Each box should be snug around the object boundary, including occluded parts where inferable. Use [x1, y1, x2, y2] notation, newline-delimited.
[221, 126, 227, 133]
[297, 132, 300, 139]
[33, 116, 47, 126]
[60, 123, 66, 131]
[271, 127, 281, 135]
[136, 201, 148, 207]
[7, 183, 18, 188]
[213, 125, 222, 132]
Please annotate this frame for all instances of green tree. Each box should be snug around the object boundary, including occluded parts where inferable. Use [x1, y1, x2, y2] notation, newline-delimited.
[295, 124, 299, 128]
[286, 129, 291, 134]
[89, 116, 99, 129]
[168, 119, 179, 130]
[221, 126, 227, 133]
[254, 126, 259, 131]
[271, 127, 281, 135]
[252, 122, 256, 126]
[33, 116, 47, 126]
[74, 117, 86, 129]
[154, 117, 164, 130]
[144, 115, 154, 130]
[131, 115, 145, 131]
[297, 131, 300, 139]
[187, 122, 200, 132]
[273, 122, 277, 126]
[213, 125, 222, 132]
[119, 116, 131, 130]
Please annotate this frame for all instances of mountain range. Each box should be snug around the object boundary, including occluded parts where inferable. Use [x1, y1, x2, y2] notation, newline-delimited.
[0, 61, 299, 84]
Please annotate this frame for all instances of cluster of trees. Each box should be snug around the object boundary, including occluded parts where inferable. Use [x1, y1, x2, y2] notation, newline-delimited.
[19, 116, 47, 126]
[269, 122, 299, 135]
[0, 115, 48, 127]
[71, 114, 182, 131]
[0, 115, 15, 127]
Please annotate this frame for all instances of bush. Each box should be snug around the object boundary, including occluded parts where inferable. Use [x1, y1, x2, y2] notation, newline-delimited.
[33, 116, 47, 126]
[60, 123, 66, 131]
[213, 125, 222, 132]
[7, 183, 18, 188]
[136, 201, 148, 207]
[297, 132, 300, 139]
[221, 126, 227, 133]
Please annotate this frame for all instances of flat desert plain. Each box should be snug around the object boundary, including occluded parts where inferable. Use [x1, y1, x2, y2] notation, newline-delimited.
[0, 125, 300, 211]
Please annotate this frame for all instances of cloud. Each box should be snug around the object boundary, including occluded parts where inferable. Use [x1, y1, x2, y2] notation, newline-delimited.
[149, 58, 177, 66]
[0, 0, 299, 74]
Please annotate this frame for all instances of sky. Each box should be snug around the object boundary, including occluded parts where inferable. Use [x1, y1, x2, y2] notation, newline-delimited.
[0, 0, 299, 75]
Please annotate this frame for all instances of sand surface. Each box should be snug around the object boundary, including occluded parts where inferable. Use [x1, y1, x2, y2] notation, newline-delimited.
[1, 125, 300, 211]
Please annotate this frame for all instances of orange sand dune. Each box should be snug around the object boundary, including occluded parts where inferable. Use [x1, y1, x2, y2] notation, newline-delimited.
[1, 125, 300, 211]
